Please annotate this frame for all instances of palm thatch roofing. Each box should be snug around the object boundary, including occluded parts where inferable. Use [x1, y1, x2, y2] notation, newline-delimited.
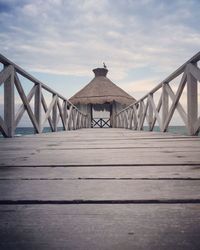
[69, 68, 136, 106]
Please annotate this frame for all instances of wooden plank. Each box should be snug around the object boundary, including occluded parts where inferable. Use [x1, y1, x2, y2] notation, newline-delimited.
[0, 165, 199, 179]
[0, 146, 199, 166]
[0, 179, 200, 201]
[0, 204, 199, 250]
[0, 127, 199, 249]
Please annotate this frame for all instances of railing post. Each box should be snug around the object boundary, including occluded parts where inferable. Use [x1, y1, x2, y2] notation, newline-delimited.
[63, 100, 68, 130]
[52, 94, 57, 132]
[34, 83, 42, 133]
[148, 94, 153, 131]
[187, 63, 198, 135]
[132, 106, 137, 130]
[4, 65, 14, 137]
[162, 82, 168, 132]
[138, 101, 144, 130]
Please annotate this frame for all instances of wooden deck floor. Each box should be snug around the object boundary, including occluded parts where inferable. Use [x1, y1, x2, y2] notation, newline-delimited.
[0, 128, 200, 249]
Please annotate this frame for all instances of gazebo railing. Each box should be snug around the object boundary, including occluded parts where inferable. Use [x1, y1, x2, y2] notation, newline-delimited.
[0, 54, 90, 138]
[115, 52, 200, 136]
[92, 118, 111, 128]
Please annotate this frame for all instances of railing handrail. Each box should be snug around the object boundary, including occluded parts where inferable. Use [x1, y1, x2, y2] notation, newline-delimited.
[115, 51, 200, 136]
[117, 51, 200, 115]
[0, 54, 90, 137]
[0, 53, 85, 115]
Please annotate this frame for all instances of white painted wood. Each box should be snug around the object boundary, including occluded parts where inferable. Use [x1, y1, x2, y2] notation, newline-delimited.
[67, 105, 73, 130]
[4, 66, 14, 137]
[0, 65, 13, 86]
[162, 83, 168, 131]
[57, 99, 67, 130]
[63, 100, 68, 128]
[14, 73, 40, 133]
[194, 117, 200, 134]
[34, 83, 42, 133]
[187, 64, 198, 135]
[0, 116, 8, 136]
[41, 94, 54, 131]
[52, 94, 58, 132]
[138, 101, 144, 130]
[163, 72, 187, 131]
[151, 96, 162, 131]
[188, 63, 200, 81]
[139, 100, 148, 130]
[148, 94, 154, 131]
[42, 95, 57, 130]
[165, 83, 187, 126]
[128, 108, 134, 129]
[15, 86, 36, 129]
[148, 94, 162, 130]
[133, 106, 138, 130]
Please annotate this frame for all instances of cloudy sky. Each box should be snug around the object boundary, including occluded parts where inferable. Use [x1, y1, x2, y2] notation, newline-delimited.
[0, 0, 200, 101]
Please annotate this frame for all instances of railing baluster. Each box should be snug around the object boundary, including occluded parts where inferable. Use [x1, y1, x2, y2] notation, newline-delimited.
[187, 63, 198, 135]
[4, 65, 14, 137]
[162, 82, 168, 132]
[148, 94, 153, 131]
[35, 83, 42, 133]
[52, 94, 58, 132]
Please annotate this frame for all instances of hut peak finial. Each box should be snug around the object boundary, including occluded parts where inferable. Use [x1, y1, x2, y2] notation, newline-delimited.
[103, 62, 107, 69]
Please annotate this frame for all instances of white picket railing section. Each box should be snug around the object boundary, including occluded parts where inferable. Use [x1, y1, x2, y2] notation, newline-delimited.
[0, 54, 89, 137]
[115, 52, 200, 136]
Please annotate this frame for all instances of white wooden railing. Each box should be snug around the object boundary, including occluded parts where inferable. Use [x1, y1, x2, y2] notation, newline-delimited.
[115, 52, 200, 136]
[0, 54, 89, 137]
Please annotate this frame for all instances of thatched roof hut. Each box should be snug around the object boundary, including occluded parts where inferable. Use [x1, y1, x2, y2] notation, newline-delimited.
[69, 68, 136, 106]
[69, 67, 136, 128]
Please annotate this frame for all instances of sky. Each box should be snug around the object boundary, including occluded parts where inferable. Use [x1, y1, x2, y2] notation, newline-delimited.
[0, 0, 200, 126]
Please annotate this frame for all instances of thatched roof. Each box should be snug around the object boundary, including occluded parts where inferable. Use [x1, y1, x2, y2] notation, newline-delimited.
[69, 68, 136, 106]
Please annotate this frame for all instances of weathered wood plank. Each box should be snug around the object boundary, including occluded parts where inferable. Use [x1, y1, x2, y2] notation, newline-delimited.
[0, 165, 199, 179]
[0, 179, 199, 201]
[0, 204, 200, 250]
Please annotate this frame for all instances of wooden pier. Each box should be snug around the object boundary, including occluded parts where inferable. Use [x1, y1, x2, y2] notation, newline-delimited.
[1, 53, 200, 249]
[0, 128, 200, 249]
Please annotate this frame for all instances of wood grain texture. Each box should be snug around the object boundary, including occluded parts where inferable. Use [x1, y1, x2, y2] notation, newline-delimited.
[0, 128, 200, 249]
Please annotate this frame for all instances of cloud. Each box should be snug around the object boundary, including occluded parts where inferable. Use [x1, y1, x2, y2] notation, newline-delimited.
[0, 0, 200, 95]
